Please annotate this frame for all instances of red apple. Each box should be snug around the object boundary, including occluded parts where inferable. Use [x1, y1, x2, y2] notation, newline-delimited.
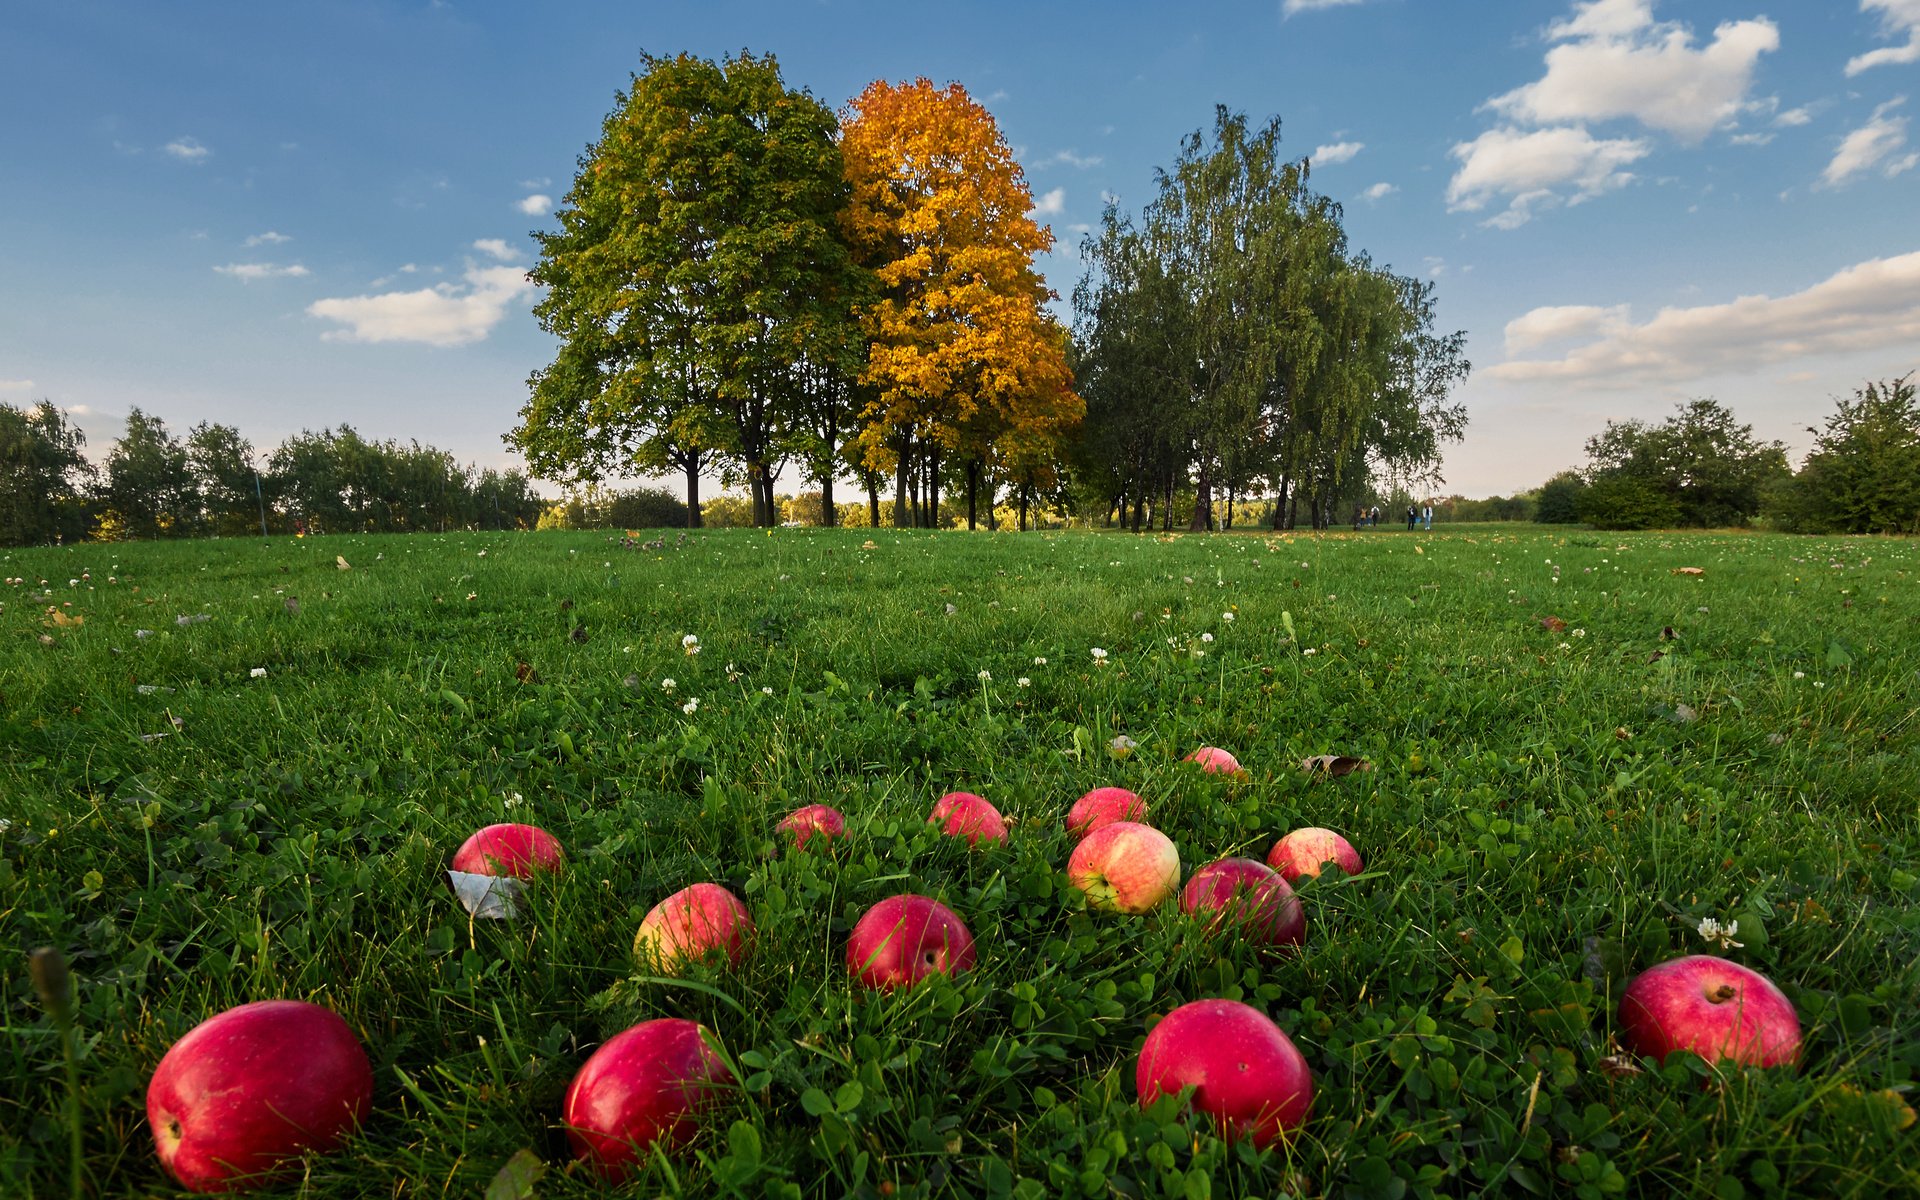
[931, 793, 1008, 847]
[1181, 857, 1305, 951]
[1185, 746, 1242, 774]
[563, 1018, 734, 1180]
[147, 999, 373, 1193]
[929, 791, 985, 822]
[450, 823, 564, 879]
[777, 804, 846, 850]
[1137, 999, 1313, 1147]
[1618, 956, 1801, 1068]
[633, 883, 753, 973]
[1068, 821, 1181, 913]
[1266, 827, 1362, 882]
[846, 894, 977, 990]
[1066, 787, 1147, 841]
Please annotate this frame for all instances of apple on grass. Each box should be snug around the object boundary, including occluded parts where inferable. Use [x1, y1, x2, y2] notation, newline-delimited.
[1136, 999, 1313, 1147]
[450, 823, 564, 878]
[778, 804, 845, 850]
[1618, 955, 1801, 1068]
[1068, 821, 1181, 913]
[930, 793, 1008, 847]
[1066, 787, 1146, 841]
[147, 1000, 373, 1194]
[1181, 857, 1305, 951]
[1185, 746, 1242, 775]
[847, 894, 976, 990]
[1266, 827, 1362, 883]
[564, 1018, 734, 1181]
[633, 883, 753, 974]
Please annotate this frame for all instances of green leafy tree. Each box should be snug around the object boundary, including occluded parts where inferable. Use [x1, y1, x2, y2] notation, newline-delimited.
[1581, 398, 1788, 528]
[98, 408, 198, 539]
[514, 50, 864, 528]
[1534, 470, 1588, 524]
[188, 421, 265, 536]
[0, 400, 93, 545]
[1777, 374, 1920, 534]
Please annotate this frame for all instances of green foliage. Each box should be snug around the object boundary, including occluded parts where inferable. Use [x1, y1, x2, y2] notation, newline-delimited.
[1534, 471, 1588, 525]
[97, 408, 198, 540]
[269, 426, 542, 534]
[4, 527, 1917, 1197]
[1582, 399, 1789, 529]
[1770, 374, 1920, 535]
[0, 400, 92, 545]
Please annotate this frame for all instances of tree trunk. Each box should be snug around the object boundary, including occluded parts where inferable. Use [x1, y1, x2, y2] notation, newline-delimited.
[1273, 474, 1289, 530]
[966, 458, 979, 531]
[1189, 454, 1212, 532]
[867, 478, 880, 529]
[1225, 480, 1236, 531]
[684, 456, 703, 528]
[927, 443, 942, 529]
[820, 470, 836, 528]
[1019, 484, 1030, 531]
[893, 436, 911, 530]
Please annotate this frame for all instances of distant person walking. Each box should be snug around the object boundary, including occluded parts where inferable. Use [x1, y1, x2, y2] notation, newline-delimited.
[1422, 503, 1433, 530]
[1405, 504, 1416, 531]
[1370, 505, 1380, 527]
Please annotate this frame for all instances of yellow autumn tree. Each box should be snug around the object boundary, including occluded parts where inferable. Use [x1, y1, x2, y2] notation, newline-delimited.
[839, 78, 1081, 529]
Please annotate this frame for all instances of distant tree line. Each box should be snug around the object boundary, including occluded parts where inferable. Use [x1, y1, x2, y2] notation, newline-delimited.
[0, 401, 544, 545]
[1518, 376, 1919, 534]
[511, 52, 1470, 533]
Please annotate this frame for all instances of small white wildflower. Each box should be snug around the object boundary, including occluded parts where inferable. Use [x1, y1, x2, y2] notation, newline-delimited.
[503, 791, 524, 809]
[1032, 656, 1047, 666]
[1697, 606, 1709, 613]
[1201, 632, 1214, 643]
[477, 550, 486, 557]
[977, 669, 992, 682]
[1557, 642, 1572, 650]
[726, 662, 742, 682]
[682, 698, 700, 715]
[249, 667, 267, 678]
[1017, 677, 1031, 688]
[1793, 671, 1805, 679]
[1813, 681, 1826, 689]
[1302, 647, 1317, 656]
[1221, 612, 1234, 622]
[1695, 917, 1743, 949]
[466, 591, 477, 600]
[1109, 734, 1138, 758]
[761, 686, 774, 696]
[1571, 629, 1586, 638]
[1192, 648, 1206, 658]
[1090, 647, 1109, 666]
[661, 678, 677, 693]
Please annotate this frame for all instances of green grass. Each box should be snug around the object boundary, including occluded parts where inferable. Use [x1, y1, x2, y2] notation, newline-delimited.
[3, 524, 1917, 1199]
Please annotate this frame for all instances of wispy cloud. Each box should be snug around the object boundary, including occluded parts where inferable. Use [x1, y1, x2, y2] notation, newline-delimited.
[1283, 0, 1374, 15]
[307, 265, 535, 347]
[1822, 96, 1913, 186]
[1036, 149, 1103, 169]
[0, 379, 35, 392]
[1033, 187, 1066, 216]
[472, 238, 519, 261]
[1447, 125, 1650, 228]
[163, 136, 210, 162]
[516, 193, 552, 216]
[1360, 181, 1397, 201]
[1492, 250, 1920, 385]
[213, 262, 310, 281]
[1774, 105, 1814, 127]
[1311, 140, 1364, 165]
[1848, 0, 1920, 75]
[244, 231, 292, 247]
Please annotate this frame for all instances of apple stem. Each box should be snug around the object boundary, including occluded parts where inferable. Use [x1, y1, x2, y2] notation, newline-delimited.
[1708, 984, 1738, 1004]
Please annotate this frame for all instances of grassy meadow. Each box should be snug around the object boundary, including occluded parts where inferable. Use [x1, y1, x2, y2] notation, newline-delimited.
[3, 524, 1917, 1198]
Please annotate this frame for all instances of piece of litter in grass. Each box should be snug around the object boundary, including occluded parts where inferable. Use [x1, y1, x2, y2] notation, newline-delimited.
[448, 870, 524, 920]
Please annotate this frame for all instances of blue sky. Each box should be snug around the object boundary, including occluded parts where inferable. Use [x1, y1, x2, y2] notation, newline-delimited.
[3, 0, 1916, 498]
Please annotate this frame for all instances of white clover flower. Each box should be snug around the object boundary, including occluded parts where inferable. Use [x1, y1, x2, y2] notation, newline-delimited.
[1201, 632, 1214, 643]
[761, 686, 774, 696]
[1302, 647, 1317, 656]
[1032, 656, 1047, 666]
[1813, 681, 1826, 689]
[504, 792, 523, 809]
[661, 678, 677, 693]
[1557, 642, 1572, 650]
[249, 667, 267, 678]
[1793, 671, 1805, 679]
[726, 662, 742, 682]
[682, 634, 701, 655]
[1017, 677, 1031, 688]
[477, 550, 486, 557]
[1109, 734, 1138, 758]
[1571, 629, 1586, 638]
[1695, 917, 1743, 949]
[1090, 647, 1109, 666]
[977, 669, 992, 682]
[682, 698, 700, 715]
[1221, 612, 1234, 622]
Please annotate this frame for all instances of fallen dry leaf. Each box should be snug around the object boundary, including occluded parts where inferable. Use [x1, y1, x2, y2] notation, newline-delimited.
[1596, 1055, 1645, 1080]
[514, 661, 541, 684]
[1301, 754, 1373, 776]
[1540, 616, 1568, 633]
[336, 556, 351, 570]
[1671, 567, 1704, 576]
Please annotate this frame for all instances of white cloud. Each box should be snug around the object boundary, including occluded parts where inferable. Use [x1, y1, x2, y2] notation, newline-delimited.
[1775, 105, 1814, 127]
[306, 264, 535, 347]
[1283, 0, 1372, 14]
[67, 404, 90, 415]
[1848, 0, 1920, 75]
[1447, 126, 1649, 226]
[1038, 149, 1103, 169]
[516, 193, 553, 216]
[1034, 187, 1066, 215]
[1311, 140, 1364, 165]
[213, 262, 311, 281]
[1822, 97, 1911, 186]
[0, 379, 34, 391]
[472, 238, 519, 261]
[1491, 250, 1920, 385]
[163, 136, 210, 162]
[1360, 181, 1397, 201]
[1487, 1, 1780, 143]
[244, 231, 292, 246]
[1502, 303, 1633, 354]
[1730, 131, 1775, 145]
